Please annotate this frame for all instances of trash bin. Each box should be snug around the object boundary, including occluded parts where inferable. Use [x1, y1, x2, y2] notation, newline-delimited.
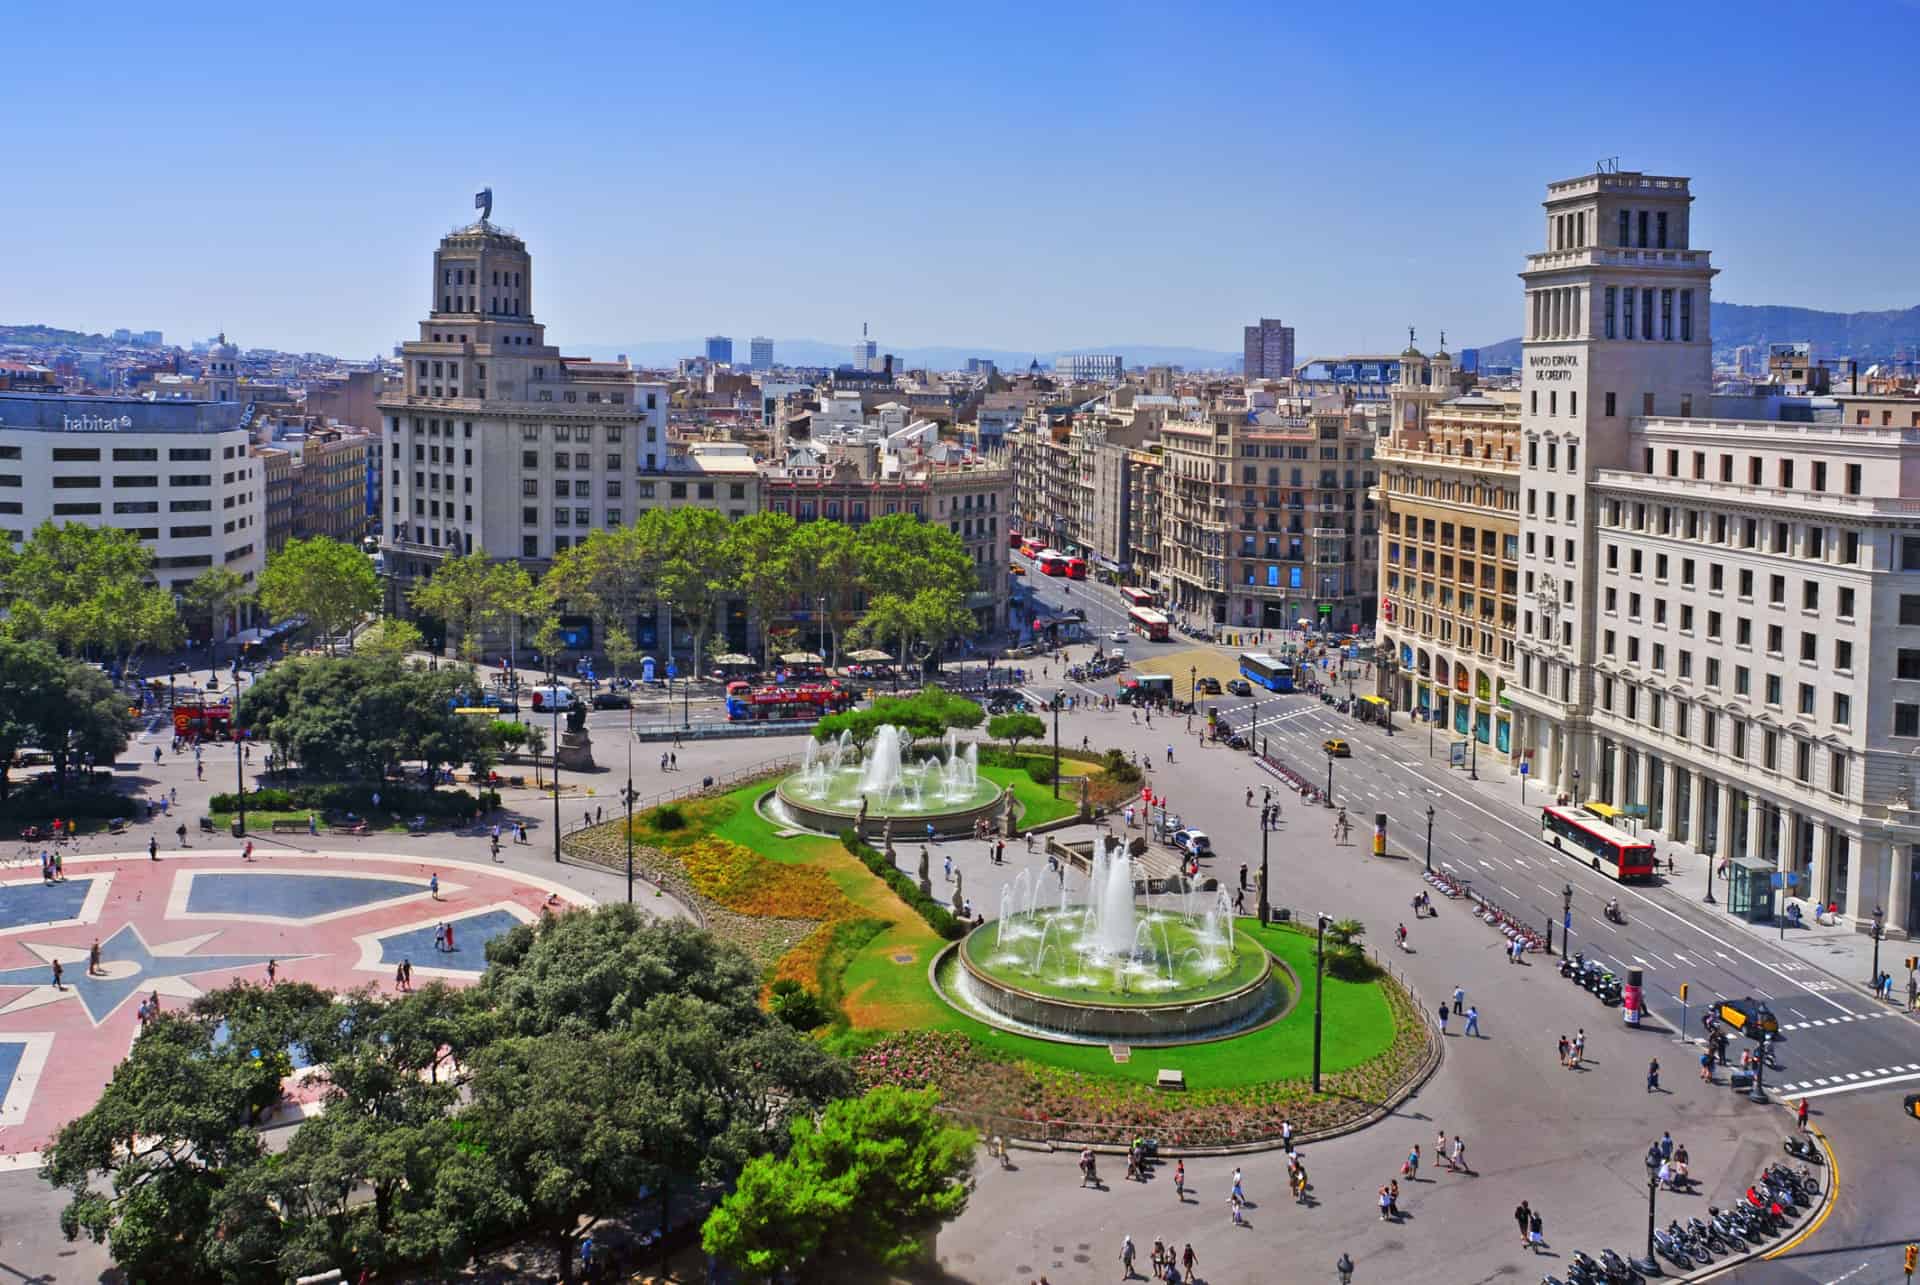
[231, 819, 244, 838]
[1729, 1070, 1755, 1090]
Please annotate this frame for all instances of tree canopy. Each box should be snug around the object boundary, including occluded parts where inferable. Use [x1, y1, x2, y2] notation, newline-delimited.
[255, 537, 379, 650]
[406, 549, 530, 663]
[235, 653, 481, 782]
[0, 639, 132, 796]
[986, 711, 1046, 754]
[701, 1085, 974, 1277]
[44, 909, 857, 1284]
[0, 521, 180, 664]
[813, 686, 982, 754]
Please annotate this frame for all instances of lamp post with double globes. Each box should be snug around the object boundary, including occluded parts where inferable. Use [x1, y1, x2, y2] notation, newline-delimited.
[1425, 804, 1436, 874]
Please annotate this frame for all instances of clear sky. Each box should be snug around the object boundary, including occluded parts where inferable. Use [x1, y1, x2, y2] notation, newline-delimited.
[9, 0, 1917, 360]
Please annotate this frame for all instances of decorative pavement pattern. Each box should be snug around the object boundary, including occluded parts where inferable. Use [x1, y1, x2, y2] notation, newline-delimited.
[0, 851, 588, 1166]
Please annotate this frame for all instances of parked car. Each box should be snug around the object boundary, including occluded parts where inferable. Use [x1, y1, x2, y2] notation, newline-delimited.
[1170, 828, 1212, 857]
[482, 692, 520, 715]
[1195, 676, 1222, 695]
[591, 690, 631, 710]
[1109, 629, 1127, 643]
[1226, 678, 1253, 696]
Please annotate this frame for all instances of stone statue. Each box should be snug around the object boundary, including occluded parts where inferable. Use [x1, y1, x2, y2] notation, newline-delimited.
[1893, 767, 1915, 814]
[1255, 865, 1269, 924]
[952, 867, 965, 916]
[1000, 793, 1016, 838]
[917, 845, 931, 897]
[858, 793, 870, 829]
[1078, 774, 1092, 820]
[882, 816, 895, 859]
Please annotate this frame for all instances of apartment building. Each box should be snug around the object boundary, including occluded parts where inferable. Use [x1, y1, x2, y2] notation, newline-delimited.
[377, 207, 668, 608]
[0, 391, 264, 591]
[1502, 167, 1920, 933]
[1376, 347, 1524, 759]
[1160, 404, 1379, 631]
[1242, 317, 1296, 381]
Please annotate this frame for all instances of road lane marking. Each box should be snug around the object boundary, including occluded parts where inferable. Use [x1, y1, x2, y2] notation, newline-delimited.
[1791, 1069, 1920, 1100]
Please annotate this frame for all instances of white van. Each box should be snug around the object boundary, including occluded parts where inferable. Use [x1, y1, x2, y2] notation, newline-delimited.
[528, 685, 577, 712]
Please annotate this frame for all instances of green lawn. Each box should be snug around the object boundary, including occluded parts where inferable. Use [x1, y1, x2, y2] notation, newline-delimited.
[632, 779, 1401, 1094]
[840, 917, 1396, 1091]
[979, 757, 1092, 828]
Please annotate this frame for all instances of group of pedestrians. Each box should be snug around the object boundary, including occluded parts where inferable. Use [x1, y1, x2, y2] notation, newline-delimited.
[1436, 986, 1481, 1036]
[1556, 1028, 1586, 1068]
[1117, 1234, 1197, 1282]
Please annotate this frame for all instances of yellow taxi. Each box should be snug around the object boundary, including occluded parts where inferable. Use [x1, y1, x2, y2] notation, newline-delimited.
[1009, 564, 1025, 576]
[1322, 738, 1352, 758]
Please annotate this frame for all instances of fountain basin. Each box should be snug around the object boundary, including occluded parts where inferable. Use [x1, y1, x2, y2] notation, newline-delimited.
[772, 777, 1006, 839]
[939, 916, 1283, 1044]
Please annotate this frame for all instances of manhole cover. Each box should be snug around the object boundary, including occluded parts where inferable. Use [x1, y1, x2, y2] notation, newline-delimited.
[891, 951, 916, 964]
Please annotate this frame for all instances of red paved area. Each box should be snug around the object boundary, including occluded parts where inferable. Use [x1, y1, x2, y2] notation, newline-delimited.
[0, 849, 589, 1166]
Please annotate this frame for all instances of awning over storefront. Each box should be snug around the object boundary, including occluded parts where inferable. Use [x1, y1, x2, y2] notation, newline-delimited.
[1358, 695, 1389, 708]
[1583, 800, 1626, 822]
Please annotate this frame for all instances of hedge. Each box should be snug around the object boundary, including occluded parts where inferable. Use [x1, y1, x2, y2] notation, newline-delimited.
[839, 831, 965, 940]
[208, 783, 501, 819]
[0, 785, 135, 823]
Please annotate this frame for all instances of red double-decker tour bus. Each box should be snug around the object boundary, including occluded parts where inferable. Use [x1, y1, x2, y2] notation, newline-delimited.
[1064, 556, 1088, 580]
[1034, 549, 1070, 575]
[724, 681, 855, 722]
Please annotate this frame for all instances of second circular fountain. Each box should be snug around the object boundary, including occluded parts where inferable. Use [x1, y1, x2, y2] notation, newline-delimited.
[772, 725, 1007, 839]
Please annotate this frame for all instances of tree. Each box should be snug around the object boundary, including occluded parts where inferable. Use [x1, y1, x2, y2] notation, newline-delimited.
[177, 567, 251, 676]
[601, 626, 640, 685]
[545, 525, 659, 667]
[653, 509, 735, 680]
[0, 521, 180, 668]
[857, 514, 977, 603]
[257, 537, 379, 652]
[722, 512, 798, 668]
[0, 638, 65, 801]
[235, 654, 476, 784]
[785, 521, 860, 663]
[23, 656, 132, 792]
[701, 1086, 974, 1277]
[987, 712, 1046, 756]
[43, 1011, 280, 1281]
[407, 548, 521, 663]
[354, 617, 425, 662]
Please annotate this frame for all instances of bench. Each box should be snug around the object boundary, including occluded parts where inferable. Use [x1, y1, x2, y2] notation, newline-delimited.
[1155, 1069, 1186, 1091]
[270, 820, 306, 835]
[329, 824, 369, 836]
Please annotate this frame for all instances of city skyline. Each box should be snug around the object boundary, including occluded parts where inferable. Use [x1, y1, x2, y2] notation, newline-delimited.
[9, 0, 1920, 360]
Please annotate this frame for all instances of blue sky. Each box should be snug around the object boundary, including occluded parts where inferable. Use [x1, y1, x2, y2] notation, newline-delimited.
[8, 0, 1917, 360]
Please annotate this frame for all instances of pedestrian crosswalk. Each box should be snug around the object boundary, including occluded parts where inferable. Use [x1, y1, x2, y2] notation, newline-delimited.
[1773, 1063, 1920, 1099]
[1776, 1008, 1898, 1032]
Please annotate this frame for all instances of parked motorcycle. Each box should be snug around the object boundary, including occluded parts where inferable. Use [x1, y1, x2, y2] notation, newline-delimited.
[1783, 1134, 1822, 1164]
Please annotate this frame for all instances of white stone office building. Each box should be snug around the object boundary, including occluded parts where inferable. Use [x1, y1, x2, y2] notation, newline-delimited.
[0, 392, 264, 591]
[1507, 168, 1920, 935]
[377, 210, 667, 606]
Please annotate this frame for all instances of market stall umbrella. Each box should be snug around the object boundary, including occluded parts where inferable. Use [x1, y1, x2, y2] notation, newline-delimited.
[846, 648, 893, 662]
[779, 652, 825, 665]
[713, 653, 755, 666]
[1296, 618, 1313, 629]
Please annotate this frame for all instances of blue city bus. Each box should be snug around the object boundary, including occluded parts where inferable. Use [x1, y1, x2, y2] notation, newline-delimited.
[1239, 652, 1294, 693]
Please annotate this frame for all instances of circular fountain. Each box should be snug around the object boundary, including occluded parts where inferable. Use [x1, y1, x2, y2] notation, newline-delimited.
[771, 726, 1006, 839]
[932, 836, 1288, 1045]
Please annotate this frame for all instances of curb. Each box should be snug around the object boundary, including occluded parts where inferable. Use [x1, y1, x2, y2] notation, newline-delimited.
[1687, 1115, 1835, 1282]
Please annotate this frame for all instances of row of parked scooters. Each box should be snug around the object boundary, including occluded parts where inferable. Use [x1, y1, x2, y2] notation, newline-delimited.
[1559, 950, 1624, 1007]
[1542, 1160, 1818, 1283]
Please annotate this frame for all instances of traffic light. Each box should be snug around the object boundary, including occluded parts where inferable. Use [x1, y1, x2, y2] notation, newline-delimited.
[1903, 1242, 1916, 1277]
[1678, 983, 1689, 1002]
[1906, 956, 1918, 972]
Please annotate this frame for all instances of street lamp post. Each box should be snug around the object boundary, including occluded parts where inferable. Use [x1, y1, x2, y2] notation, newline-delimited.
[1258, 812, 1271, 926]
[1428, 705, 1435, 758]
[622, 701, 636, 904]
[1704, 846, 1717, 904]
[1468, 719, 1479, 781]
[1424, 804, 1435, 874]
[1051, 689, 1062, 801]
[1562, 883, 1574, 960]
[1869, 906, 1886, 991]
[1324, 747, 1335, 808]
[1312, 912, 1330, 1092]
[233, 672, 246, 836]
[1644, 1155, 1660, 1266]
[549, 657, 563, 865]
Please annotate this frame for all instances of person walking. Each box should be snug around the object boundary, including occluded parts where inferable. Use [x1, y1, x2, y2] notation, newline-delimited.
[1700, 1048, 1715, 1083]
[87, 938, 101, 976]
[242, 839, 255, 862]
[1573, 1028, 1585, 1066]
[1403, 1143, 1420, 1180]
[1230, 1166, 1244, 1204]
[1797, 1097, 1810, 1131]
[148, 835, 158, 861]
[429, 873, 441, 900]
[943, 854, 954, 884]
[1172, 1158, 1185, 1201]
[1280, 1117, 1294, 1153]
[1451, 1134, 1466, 1173]
[1452, 985, 1465, 1015]
[1658, 1131, 1673, 1163]
[1437, 1130, 1451, 1171]
[1181, 1245, 1196, 1281]
[1646, 1057, 1661, 1093]
[1514, 1200, 1532, 1247]
[1557, 1034, 1569, 1068]
[1529, 1206, 1545, 1251]
[51, 958, 63, 991]
[1464, 1005, 1480, 1037]
[266, 958, 277, 985]
[1437, 1004, 1450, 1035]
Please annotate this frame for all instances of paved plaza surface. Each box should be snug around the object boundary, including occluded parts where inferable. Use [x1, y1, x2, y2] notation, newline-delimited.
[2, 621, 1905, 1280]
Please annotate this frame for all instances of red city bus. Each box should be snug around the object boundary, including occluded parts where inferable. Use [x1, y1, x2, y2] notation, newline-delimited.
[1127, 606, 1170, 641]
[724, 681, 854, 722]
[1119, 586, 1156, 609]
[1540, 805, 1657, 881]
[1064, 557, 1088, 580]
[1034, 549, 1069, 575]
[1008, 529, 1023, 549]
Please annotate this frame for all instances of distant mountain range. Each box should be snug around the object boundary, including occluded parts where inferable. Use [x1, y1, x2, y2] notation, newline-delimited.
[1470, 302, 1920, 370]
[571, 339, 1244, 372]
